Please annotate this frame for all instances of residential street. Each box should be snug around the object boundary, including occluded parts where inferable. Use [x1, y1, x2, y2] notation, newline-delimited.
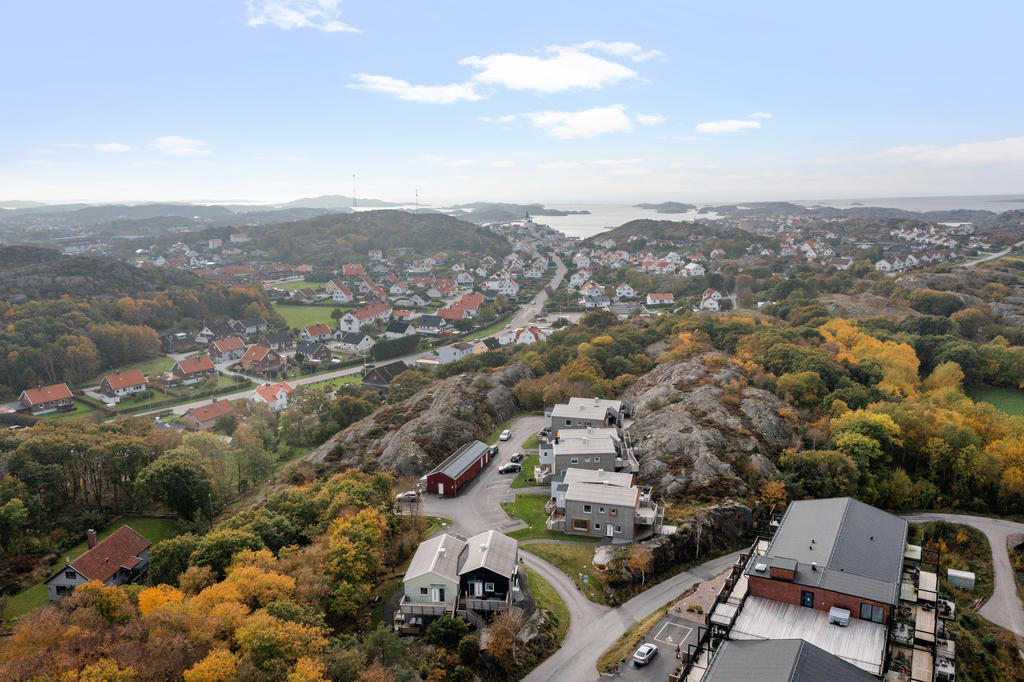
[958, 239, 1024, 267]
[903, 512, 1024, 637]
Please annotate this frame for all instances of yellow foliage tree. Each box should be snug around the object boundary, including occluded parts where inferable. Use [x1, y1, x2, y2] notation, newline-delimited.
[183, 649, 239, 682]
[63, 658, 136, 682]
[137, 584, 185, 616]
[818, 318, 920, 397]
[223, 565, 296, 609]
[287, 657, 329, 682]
[760, 480, 788, 511]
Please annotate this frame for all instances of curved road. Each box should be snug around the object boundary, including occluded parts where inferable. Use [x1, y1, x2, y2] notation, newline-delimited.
[903, 512, 1024, 637]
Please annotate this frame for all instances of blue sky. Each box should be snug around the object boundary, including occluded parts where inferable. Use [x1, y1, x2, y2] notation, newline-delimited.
[2, 0, 1022, 204]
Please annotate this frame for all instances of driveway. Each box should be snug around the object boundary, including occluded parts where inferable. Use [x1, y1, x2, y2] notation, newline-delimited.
[408, 415, 547, 536]
[903, 512, 1024, 637]
[614, 614, 698, 681]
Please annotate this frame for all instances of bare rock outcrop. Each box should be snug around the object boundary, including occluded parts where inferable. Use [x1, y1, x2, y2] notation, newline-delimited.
[623, 353, 794, 498]
[322, 363, 532, 475]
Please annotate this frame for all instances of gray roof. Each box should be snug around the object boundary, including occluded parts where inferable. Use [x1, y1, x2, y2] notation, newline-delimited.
[339, 332, 367, 344]
[552, 437, 619, 457]
[563, 468, 634, 487]
[459, 530, 519, 578]
[567, 397, 630, 413]
[404, 533, 467, 583]
[295, 340, 327, 355]
[385, 320, 410, 333]
[701, 639, 877, 682]
[565, 481, 638, 507]
[556, 427, 622, 442]
[416, 314, 446, 328]
[429, 440, 490, 481]
[550, 402, 614, 422]
[747, 497, 907, 605]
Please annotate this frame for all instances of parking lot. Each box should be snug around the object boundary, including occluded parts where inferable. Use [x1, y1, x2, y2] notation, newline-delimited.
[614, 614, 700, 680]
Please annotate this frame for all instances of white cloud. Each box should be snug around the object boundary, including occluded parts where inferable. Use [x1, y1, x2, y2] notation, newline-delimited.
[695, 119, 761, 134]
[527, 105, 633, 139]
[479, 114, 518, 123]
[872, 137, 1024, 165]
[350, 75, 483, 103]
[62, 142, 132, 152]
[635, 114, 666, 125]
[150, 136, 211, 156]
[574, 40, 665, 62]
[609, 167, 650, 176]
[589, 158, 644, 166]
[489, 160, 516, 167]
[246, 0, 359, 32]
[460, 46, 637, 93]
[748, 111, 773, 119]
[538, 161, 580, 169]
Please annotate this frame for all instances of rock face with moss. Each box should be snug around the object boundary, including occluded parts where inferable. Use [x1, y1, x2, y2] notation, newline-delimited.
[322, 363, 532, 475]
[623, 352, 795, 498]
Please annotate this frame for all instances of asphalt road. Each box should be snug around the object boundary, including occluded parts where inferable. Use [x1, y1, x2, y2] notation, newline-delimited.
[958, 240, 1024, 268]
[410, 415, 547, 536]
[614, 614, 698, 681]
[510, 255, 566, 329]
[903, 512, 1024, 637]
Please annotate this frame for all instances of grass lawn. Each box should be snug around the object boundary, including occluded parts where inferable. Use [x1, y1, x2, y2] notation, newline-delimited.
[522, 434, 540, 450]
[464, 314, 513, 341]
[524, 543, 610, 604]
[524, 565, 569, 644]
[967, 385, 1024, 416]
[305, 374, 362, 392]
[85, 356, 176, 387]
[510, 452, 541, 489]
[113, 385, 174, 410]
[273, 445, 315, 472]
[272, 302, 350, 330]
[2, 515, 181, 625]
[41, 399, 97, 422]
[422, 516, 454, 537]
[272, 279, 318, 292]
[501, 494, 598, 543]
[597, 604, 668, 674]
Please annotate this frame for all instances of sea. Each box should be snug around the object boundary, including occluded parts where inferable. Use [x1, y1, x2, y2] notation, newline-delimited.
[534, 194, 1024, 240]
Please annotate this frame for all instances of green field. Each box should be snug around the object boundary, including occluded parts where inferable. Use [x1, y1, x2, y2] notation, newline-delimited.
[967, 385, 1024, 415]
[524, 566, 569, 643]
[272, 303, 350, 330]
[510, 452, 541, 488]
[86, 355, 176, 387]
[2, 516, 181, 624]
[41, 399, 97, 421]
[501, 494, 598, 543]
[272, 279, 318, 292]
[464, 314, 513, 341]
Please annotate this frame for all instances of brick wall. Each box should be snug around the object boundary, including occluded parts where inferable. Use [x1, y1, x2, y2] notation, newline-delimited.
[747, 575, 892, 623]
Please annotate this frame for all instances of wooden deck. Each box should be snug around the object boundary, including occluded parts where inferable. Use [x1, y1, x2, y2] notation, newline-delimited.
[914, 605, 936, 644]
[917, 570, 937, 603]
[730, 596, 885, 675]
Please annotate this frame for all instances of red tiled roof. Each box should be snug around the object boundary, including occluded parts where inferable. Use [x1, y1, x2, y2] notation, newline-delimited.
[187, 399, 236, 424]
[342, 264, 364, 275]
[69, 525, 150, 583]
[254, 381, 294, 403]
[437, 308, 465, 320]
[241, 345, 275, 363]
[354, 301, 391, 320]
[20, 383, 73, 405]
[303, 323, 332, 336]
[212, 337, 245, 352]
[101, 370, 146, 391]
[175, 356, 215, 375]
[649, 293, 674, 301]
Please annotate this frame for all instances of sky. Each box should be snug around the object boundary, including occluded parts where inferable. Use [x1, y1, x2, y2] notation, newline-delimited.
[2, 0, 1023, 205]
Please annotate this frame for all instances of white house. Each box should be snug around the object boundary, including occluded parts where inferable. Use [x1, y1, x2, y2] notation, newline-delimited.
[338, 302, 392, 333]
[438, 342, 475, 364]
[338, 332, 374, 354]
[615, 283, 636, 300]
[683, 262, 706, 277]
[646, 293, 674, 306]
[569, 270, 590, 288]
[249, 381, 294, 411]
[874, 259, 894, 272]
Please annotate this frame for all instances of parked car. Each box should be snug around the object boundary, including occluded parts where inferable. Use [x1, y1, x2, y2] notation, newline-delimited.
[498, 463, 521, 474]
[510, 452, 524, 463]
[499, 429, 512, 441]
[488, 444, 499, 457]
[395, 490, 419, 502]
[632, 643, 658, 667]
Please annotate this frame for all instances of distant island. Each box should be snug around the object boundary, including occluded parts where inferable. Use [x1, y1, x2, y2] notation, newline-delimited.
[446, 202, 590, 223]
[634, 201, 698, 214]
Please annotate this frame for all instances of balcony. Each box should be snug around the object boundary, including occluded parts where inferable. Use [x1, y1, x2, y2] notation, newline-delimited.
[398, 602, 450, 617]
[546, 509, 565, 531]
[461, 593, 511, 613]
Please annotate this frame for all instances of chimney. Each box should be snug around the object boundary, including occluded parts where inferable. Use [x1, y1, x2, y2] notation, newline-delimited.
[439, 546, 446, 559]
[87, 529, 97, 549]
[480, 544, 487, 553]
[594, 397, 599, 407]
[587, 425, 593, 435]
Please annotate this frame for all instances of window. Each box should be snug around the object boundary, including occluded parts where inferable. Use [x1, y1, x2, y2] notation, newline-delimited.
[615, 525, 622, 533]
[860, 603, 884, 623]
[610, 508, 617, 516]
[420, 587, 428, 595]
[65, 570, 76, 580]
[599, 507, 605, 513]
[800, 590, 814, 608]
[595, 523, 601, 530]
[572, 518, 589, 531]
[571, 457, 579, 464]
[583, 504, 592, 513]
[485, 582, 495, 592]
[594, 457, 601, 463]
[55, 586, 66, 595]
[584, 457, 590, 463]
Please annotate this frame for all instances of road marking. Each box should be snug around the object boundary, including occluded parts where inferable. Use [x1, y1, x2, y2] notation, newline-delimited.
[653, 622, 692, 647]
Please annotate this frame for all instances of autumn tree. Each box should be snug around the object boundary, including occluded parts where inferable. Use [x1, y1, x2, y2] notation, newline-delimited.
[627, 542, 654, 585]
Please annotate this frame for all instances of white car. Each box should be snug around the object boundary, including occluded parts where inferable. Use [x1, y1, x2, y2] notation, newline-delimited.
[633, 643, 658, 667]
[395, 490, 419, 502]
[499, 429, 512, 441]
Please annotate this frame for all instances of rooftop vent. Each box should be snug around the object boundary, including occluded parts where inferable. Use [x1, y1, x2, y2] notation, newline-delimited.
[479, 544, 487, 553]
[439, 546, 446, 559]
[754, 562, 767, 572]
[594, 398, 600, 406]
[811, 562, 818, 571]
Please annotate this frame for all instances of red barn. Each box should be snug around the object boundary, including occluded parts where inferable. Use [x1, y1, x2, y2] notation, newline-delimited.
[425, 440, 492, 497]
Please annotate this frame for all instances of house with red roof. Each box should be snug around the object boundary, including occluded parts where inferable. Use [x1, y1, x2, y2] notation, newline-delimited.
[46, 525, 151, 600]
[646, 293, 675, 306]
[240, 345, 285, 372]
[169, 356, 216, 385]
[183, 398, 237, 431]
[209, 336, 247, 361]
[338, 301, 393, 333]
[300, 323, 335, 343]
[19, 383, 74, 414]
[342, 263, 364, 277]
[99, 370, 147, 398]
[249, 381, 294, 411]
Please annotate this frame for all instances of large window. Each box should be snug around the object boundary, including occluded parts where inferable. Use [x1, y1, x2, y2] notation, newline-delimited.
[860, 603, 884, 623]
[583, 504, 592, 513]
[572, 518, 589, 532]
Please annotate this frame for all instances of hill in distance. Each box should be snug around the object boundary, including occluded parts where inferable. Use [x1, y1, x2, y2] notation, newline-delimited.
[634, 201, 697, 213]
